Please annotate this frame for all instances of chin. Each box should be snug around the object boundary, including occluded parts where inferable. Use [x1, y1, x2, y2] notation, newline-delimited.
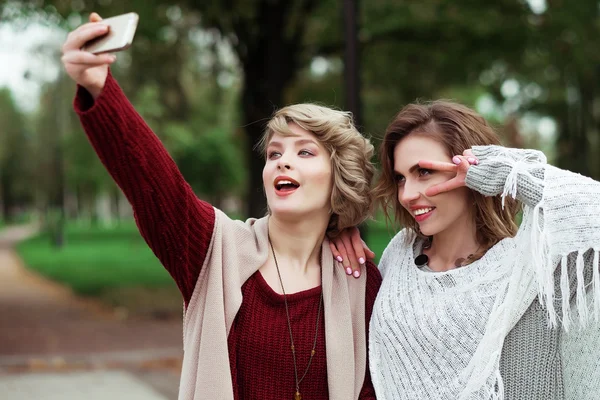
[270, 203, 328, 222]
[269, 204, 303, 217]
[417, 223, 438, 237]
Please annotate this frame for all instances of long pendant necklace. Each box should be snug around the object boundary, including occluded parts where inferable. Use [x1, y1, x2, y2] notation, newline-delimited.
[269, 236, 323, 400]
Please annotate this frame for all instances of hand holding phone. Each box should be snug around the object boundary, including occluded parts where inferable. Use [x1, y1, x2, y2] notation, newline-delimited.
[62, 12, 138, 99]
[82, 12, 139, 54]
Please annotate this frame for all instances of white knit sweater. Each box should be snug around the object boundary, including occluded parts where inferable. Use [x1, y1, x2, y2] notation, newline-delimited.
[370, 145, 600, 400]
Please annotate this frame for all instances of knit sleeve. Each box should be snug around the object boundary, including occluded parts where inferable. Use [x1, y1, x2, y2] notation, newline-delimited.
[74, 73, 215, 307]
[465, 145, 600, 330]
[465, 145, 546, 207]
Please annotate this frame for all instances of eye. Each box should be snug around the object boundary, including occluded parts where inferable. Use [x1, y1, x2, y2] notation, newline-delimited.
[394, 174, 405, 185]
[268, 151, 281, 159]
[418, 168, 432, 177]
[298, 149, 313, 156]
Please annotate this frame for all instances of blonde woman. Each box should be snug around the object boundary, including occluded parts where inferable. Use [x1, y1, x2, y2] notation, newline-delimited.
[334, 101, 600, 399]
[61, 13, 381, 400]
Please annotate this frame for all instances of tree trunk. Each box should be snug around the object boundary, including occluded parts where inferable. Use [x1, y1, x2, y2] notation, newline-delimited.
[242, 75, 285, 218]
[239, 0, 316, 217]
[0, 170, 12, 223]
[343, 0, 362, 129]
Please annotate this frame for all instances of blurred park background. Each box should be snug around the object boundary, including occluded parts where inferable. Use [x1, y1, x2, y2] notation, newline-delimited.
[0, 0, 599, 398]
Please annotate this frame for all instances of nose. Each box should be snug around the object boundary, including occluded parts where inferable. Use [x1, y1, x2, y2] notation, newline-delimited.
[276, 154, 292, 170]
[398, 180, 421, 204]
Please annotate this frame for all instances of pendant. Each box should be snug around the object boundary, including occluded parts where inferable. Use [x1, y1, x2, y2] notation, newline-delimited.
[294, 391, 302, 400]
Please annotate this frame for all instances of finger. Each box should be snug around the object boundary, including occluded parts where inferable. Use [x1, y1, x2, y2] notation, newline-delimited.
[453, 155, 473, 173]
[62, 51, 116, 66]
[418, 159, 457, 172]
[450, 155, 474, 173]
[349, 227, 366, 265]
[75, 21, 105, 31]
[328, 241, 344, 264]
[462, 149, 478, 165]
[361, 239, 376, 260]
[425, 178, 463, 197]
[89, 12, 103, 22]
[63, 24, 109, 52]
[347, 253, 362, 279]
[63, 24, 109, 53]
[341, 234, 360, 278]
[335, 239, 352, 275]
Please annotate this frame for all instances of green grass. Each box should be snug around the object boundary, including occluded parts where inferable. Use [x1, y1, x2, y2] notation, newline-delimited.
[17, 221, 172, 297]
[16, 219, 399, 298]
[15, 218, 398, 317]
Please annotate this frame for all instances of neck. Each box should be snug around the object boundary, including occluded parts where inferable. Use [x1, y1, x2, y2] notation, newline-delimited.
[427, 217, 479, 272]
[268, 212, 328, 273]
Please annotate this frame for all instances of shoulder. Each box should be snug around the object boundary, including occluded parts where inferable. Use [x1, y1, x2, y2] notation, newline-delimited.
[378, 228, 415, 278]
[208, 211, 271, 278]
[214, 209, 268, 242]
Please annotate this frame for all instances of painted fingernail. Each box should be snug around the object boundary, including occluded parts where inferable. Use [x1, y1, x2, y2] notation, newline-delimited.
[353, 270, 361, 278]
[452, 156, 461, 165]
[468, 157, 476, 164]
[346, 267, 352, 275]
[358, 257, 365, 264]
[336, 256, 343, 262]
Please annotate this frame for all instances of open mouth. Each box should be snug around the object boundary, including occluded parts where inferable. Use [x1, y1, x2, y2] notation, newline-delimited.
[274, 177, 300, 194]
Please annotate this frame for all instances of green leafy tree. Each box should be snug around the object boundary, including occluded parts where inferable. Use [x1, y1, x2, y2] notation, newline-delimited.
[0, 88, 32, 223]
[501, 0, 600, 178]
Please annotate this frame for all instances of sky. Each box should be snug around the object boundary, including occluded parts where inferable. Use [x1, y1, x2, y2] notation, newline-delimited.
[0, 22, 65, 112]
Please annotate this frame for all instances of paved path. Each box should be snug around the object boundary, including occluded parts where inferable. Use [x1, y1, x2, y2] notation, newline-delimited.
[0, 224, 183, 399]
[0, 371, 169, 400]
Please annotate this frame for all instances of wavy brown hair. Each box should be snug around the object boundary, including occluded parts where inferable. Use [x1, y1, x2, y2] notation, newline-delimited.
[258, 103, 375, 237]
[373, 100, 519, 257]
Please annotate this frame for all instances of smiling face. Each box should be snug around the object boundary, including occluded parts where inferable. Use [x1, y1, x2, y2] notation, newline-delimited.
[263, 122, 333, 222]
[393, 134, 474, 237]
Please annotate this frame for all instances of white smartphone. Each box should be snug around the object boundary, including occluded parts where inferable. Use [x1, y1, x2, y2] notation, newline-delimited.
[82, 12, 139, 54]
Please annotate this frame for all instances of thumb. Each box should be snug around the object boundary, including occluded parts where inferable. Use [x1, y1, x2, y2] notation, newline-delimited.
[89, 12, 103, 22]
[361, 240, 376, 260]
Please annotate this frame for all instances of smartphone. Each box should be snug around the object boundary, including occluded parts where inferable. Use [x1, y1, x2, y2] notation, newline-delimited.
[82, 12, 139, 54]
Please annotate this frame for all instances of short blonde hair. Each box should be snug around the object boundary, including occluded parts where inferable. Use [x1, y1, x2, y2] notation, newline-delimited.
[259, 103, 375, 237]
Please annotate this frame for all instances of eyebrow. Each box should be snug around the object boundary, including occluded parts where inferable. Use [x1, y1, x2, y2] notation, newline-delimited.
[267, 138, 319, 148]
[394, 163, 420, 176]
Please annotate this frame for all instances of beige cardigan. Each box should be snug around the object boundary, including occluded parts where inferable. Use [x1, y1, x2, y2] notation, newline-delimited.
[179, 209, 369, 399]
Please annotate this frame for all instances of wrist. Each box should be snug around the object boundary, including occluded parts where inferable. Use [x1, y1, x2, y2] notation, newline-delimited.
[87, 83, 104, 100]
[84, 71, 109, 100]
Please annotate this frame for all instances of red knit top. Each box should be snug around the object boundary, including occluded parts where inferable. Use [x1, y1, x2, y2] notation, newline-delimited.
[74, 74, 381, 399]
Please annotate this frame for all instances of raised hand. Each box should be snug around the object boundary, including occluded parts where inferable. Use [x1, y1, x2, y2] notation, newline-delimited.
[61, 13, 116, 99]
[421, 150, 478, 197]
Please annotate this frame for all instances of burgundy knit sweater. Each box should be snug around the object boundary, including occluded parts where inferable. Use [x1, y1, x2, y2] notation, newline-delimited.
[74, 74, 381, 399]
